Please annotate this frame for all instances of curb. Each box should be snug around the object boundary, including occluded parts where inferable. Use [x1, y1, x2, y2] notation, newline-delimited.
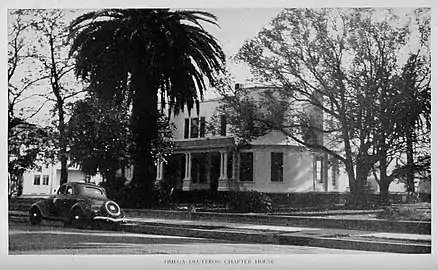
[278, 235, 431, 254]
[118, 223, 430, 254]
[190, 212, 431, 235]
[123, 209, 431, 235]
[120, 223, 279, 245]
[9, 213, 431, 254]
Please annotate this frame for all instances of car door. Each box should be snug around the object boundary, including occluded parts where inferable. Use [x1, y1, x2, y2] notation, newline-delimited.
[50, 185, 67, 218]
[63, 185, 83, 215]
[57, 185, 76, 221]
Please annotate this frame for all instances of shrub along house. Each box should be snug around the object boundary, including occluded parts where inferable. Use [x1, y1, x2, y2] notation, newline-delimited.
[154, 84, 349, 203]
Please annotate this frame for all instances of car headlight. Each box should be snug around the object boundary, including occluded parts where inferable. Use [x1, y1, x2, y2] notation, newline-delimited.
[91, 205, 101, 213]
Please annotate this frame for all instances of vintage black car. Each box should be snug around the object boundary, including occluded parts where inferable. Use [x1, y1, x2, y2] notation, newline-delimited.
[29, 182, 125, 229]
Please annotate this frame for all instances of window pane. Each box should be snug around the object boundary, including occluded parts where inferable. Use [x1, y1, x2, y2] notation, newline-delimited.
[33, 175, 41, 185]
[57, 186, 65, 194]
[227, 152, 233, 179]
[200, 117, 206, 137]
[82, 186, 105, 198]
[190, 118, 199, 138]
[316, 158, 323, 183]
[240, 152, 253, 182]
[271, 152, 283, 182]
[43, 175, 49, 185]
[332, 159, 338, 186]
[220, 115, 227, 136]
[184, 119, 189, 139]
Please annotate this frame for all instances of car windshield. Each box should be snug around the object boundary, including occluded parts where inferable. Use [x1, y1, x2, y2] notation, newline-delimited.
[81, 186, 106, 198]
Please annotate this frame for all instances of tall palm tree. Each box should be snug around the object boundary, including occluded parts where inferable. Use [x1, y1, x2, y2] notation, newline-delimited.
[68, 9, 226, 207]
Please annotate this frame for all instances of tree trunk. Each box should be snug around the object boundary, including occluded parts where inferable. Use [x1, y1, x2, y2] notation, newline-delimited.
[376, 128, 391, 205]
[341, 126, 366, 207]
[130, 69, 159, 208]
[49, 36, 68, 185]
[353, 157, 372, 207]
[378, 150, 391, 205]
[379, 180, 391, 206]
[405, 129, 415, 193]
[58, 104, 68, 185]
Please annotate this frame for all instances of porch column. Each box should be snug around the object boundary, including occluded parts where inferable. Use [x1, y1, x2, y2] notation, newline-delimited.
[154, 159, 164, 189]
[182, 153, 192, 191]
[218, 151, 230, 191]
[331, 158, 339, 190]
[230, 151, 238, 190]
[323, 153, 329, 191]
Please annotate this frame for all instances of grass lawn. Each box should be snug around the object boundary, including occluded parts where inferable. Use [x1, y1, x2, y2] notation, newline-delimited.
[376, 203, 431, 221]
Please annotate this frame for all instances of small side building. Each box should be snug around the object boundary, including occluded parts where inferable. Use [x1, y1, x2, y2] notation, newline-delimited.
[21, 163, 103, 197]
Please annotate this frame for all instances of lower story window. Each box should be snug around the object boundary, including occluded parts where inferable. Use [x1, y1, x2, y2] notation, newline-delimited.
[315, 157, 323, 183]
[239, 152, 253, 182]
[271, 152, 283, 182]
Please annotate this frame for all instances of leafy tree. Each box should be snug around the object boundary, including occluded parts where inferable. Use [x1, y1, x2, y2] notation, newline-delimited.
[369, 8, 430, 204]
[9, 9, 86, 186]
[67, 96, 132, 179]
[375, 51, 430, 202]
[68, 9, 226, 207]
[233, 8, 423, 206]
[28, 10, 87, 185]
[209, 72, 288, 145]
[67, 95, 176, 181]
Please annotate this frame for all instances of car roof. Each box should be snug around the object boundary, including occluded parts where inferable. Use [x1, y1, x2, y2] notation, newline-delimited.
[65, 182, 103, 189]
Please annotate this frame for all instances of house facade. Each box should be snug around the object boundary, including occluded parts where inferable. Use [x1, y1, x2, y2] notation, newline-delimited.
[21, 163, 103, 197]
[154, 86, 349, 194]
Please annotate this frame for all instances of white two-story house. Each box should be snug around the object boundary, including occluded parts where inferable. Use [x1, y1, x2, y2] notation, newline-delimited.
[154, 84, 349, 194]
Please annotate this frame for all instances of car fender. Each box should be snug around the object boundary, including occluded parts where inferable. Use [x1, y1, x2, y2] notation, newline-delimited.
[30, 201, 50, 218]
[69, 202, 93, 220]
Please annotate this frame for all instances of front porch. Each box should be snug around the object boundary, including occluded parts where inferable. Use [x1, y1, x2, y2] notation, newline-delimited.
[154, 137, 237, 192]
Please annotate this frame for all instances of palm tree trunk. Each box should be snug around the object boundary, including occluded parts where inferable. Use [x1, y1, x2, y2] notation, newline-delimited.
[130, 69, 159, 208]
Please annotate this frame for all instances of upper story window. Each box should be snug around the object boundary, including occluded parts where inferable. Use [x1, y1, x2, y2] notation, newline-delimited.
[42, 175, 49, 185]
[220, 115, 227, 136]
[184, 117, 206, 139]
[33, 175, 41, 185]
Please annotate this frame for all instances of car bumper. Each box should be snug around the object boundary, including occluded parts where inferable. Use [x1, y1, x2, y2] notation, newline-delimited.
[93, 216, 127, 223]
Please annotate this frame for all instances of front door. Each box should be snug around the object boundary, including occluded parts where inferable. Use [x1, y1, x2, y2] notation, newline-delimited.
[210, 152, 221, 193]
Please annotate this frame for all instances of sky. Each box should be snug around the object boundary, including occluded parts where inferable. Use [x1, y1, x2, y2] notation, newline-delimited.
[7, 8, 284, 125]
[201, 8, 282, 85]
[5, 3, 434, 127]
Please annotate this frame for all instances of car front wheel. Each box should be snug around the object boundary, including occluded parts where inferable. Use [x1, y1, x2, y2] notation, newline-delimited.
[70, 208, 88, 229]
[29, 207, 42, 225]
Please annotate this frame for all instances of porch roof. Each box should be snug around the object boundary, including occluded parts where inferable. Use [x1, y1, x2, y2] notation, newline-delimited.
[173, 137, 236, 152]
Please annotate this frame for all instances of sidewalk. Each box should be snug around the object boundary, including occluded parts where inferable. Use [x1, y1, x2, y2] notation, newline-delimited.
[9, 210, 431, 254]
